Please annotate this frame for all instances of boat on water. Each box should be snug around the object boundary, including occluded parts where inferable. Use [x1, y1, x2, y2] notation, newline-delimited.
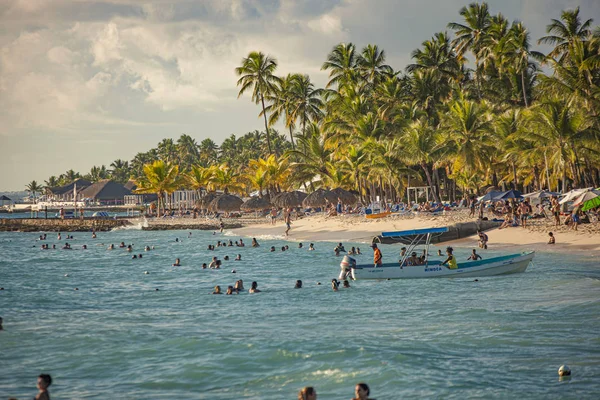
[339, 227, 535, 280]
[365, 211, 394, 219]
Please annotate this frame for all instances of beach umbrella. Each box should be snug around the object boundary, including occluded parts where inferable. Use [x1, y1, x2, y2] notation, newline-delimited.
[330, 187, 358, 205]
[208, 194, 243, 212]
[199, 192, 220, 208]
[523, 190, 561, 200]
[492, 189, 523, 200]
[572, 189, 600, 212]
[479, 191, 502, 202]
[273, 191, 307, 208]
[559, 187, 594, 204]
[240, 196, 271, 211]
[302, 188, 338, 208]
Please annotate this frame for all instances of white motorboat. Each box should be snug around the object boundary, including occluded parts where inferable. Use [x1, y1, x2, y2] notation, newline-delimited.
[339, 227, 534, 280]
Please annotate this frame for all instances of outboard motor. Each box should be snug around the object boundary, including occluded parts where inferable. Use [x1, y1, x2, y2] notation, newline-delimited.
[339, 255, 356, 280]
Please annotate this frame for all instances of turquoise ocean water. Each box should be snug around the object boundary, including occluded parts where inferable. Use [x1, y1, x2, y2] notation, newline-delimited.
[1, 228, 599, 399]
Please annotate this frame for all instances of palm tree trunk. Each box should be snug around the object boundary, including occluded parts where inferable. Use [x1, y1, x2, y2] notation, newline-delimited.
[260, 94, 273, 156]
[288, 126, 295, 149]
[521, 70, 529, 108]
[421, 163, 441, 203]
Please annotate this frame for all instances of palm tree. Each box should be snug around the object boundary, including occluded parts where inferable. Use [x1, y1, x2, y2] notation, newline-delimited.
[286, 74, 325, 138]
[211, 164, 245, 195]
[357, 44, 394, 85]
[26, 180, 42, 203]
[198, 138, 219, 166]
[506, 22, 544, 107]
[134, 160, 182, 217]
[321, 42, 358, 89]
[110, 159, 130, 184]
[266, 73, 300, 147]
[448, 2, 492, 98]
[440, 98, 494, 180]
[235, 51, 281, 155]
[44, 176, 60, 189]
[157, 138, 178, 163]
[187, 165, 216, 195]
[88, 165, 109, 183]
[523, 97, 591, 190]
[401, 120, 442, 203]
[286, 123, 334, 188]
[538, 7, 594, 63]
[177, 134, 200, 171]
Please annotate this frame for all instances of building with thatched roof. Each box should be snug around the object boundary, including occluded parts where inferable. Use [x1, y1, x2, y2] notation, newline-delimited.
[79, 180, 131, 205]
[0, 195, 13, 207]
[48, 178, 92, 201]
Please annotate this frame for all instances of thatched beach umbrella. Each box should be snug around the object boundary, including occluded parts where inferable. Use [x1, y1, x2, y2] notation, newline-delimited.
[200, 192, 220, 208]
[241, 196, 272, 211]
[330, 187, 357, 205]
[302, 188, 338, 208]
[273, 191, 308, 208]
[208, 194, 243, 212]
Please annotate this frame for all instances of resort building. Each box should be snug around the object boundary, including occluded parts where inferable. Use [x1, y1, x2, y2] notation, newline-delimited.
[48, 178, 92, 201]
[79, 180, 131, 205]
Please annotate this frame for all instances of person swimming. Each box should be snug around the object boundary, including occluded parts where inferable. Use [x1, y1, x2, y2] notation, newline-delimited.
[239, 239, 245, 247]
[202, 263, 207, 269]
[212, 285, 222, 294]
[467, 249, 482, 260]
[249, 281, 261, 293]
[334, 243, 346, 254]
[173, 258, 181, 266]
[144, 246, 150, 251]
[251, 238, 260, 247]
[119, 242, 126, 248]
[356, 247, 361, 254]
[209, 257, 218, 269]
[226, 286, 236, 295]
[348, 247, 356, 255]
[295, 280, 303, 288]
[127, 245, 133, 252]
[281, 246, 286, 252]
[35, 374, 52, 400]
[224, 255, 229, 261]
[108, 244, 114, 250]
[331, 279, 339, 291]
[228, 240, 234, 247]
[270, 246, 276, 252]
[308, 243, 315, 251]
[82, 245, 87, 250]
[298, 243, 303, 248]
[235, 254, 241, 261]
[343, 279, 351, 288]
[132, 255, 138, 259]
[234, 280, 244, 292]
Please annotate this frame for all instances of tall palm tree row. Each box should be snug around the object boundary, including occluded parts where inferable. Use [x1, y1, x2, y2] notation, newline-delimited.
[38, 4, 600, 203]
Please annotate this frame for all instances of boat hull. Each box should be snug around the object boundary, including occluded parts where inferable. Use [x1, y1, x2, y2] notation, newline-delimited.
[365, 212, 394, 219]
[347, 251, 534, 280]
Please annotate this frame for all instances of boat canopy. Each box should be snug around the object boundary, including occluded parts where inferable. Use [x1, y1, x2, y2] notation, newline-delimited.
[381, 227, 448, 237]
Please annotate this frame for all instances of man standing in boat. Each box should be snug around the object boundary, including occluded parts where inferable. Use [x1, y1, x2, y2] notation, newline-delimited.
[371, 243, 382, 267]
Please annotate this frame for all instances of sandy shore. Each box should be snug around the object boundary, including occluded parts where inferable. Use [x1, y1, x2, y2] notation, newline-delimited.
[230, 210, 600, 254]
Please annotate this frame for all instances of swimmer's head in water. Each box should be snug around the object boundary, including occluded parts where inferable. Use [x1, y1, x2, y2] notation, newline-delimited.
[295, 280, 302, 288]
[558, 365, 571, 377]
[38, 374, 52, 390]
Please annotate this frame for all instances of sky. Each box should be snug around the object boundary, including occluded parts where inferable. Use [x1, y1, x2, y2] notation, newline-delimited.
[1, 0, 599, 190]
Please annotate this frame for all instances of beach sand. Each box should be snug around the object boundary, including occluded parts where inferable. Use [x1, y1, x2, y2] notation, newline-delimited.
[230, 210, 600, 255]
